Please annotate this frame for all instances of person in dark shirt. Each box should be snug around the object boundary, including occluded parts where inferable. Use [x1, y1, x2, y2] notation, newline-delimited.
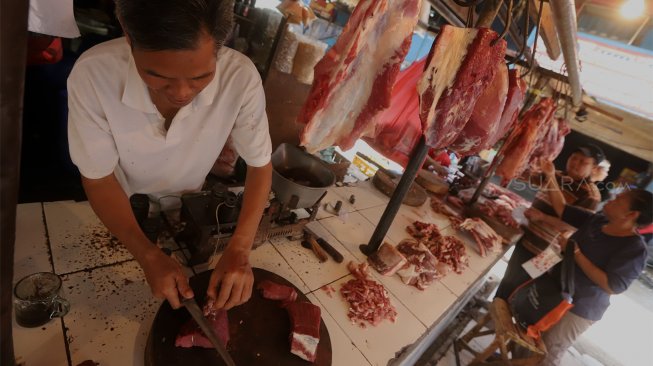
[495, 145, 604, 299]
[522, 159, 651, 365]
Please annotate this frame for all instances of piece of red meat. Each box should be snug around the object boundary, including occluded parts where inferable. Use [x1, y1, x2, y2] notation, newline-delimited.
[450, 61, 509, 155]
[284, 301, 322, 362]
[257, 280, 298, 302]
[418, 26, 507, 149]
[367, 242, 408, 276]
[487, 69, 527, 147]
[496, 98, 556, 185]
[175, 309, 229, 349]
[396, 239, 442, 290]
[298, 0, 422, 153]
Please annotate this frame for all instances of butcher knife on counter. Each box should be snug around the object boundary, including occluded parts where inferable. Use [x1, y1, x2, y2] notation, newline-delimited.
[182, 298, 236, 366]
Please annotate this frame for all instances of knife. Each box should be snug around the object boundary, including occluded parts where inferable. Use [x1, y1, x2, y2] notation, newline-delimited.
[182, 298, 236, 366]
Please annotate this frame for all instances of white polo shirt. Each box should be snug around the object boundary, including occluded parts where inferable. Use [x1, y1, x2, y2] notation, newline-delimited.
[67, 38, 272, 206]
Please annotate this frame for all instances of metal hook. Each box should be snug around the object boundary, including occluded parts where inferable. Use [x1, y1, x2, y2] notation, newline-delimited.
[521, 0, 544, 77]
[492, 0, 513, 45]
[467, 7, 475, 27]
[508, 0, 529, 65]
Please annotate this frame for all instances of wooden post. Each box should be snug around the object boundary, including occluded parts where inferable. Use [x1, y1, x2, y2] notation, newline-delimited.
[476, 0, 504, 28]
[1, 0, 29, 364]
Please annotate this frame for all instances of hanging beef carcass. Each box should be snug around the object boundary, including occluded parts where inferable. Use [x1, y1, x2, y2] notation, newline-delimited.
[298, 0, 422, 153]
[496, 98, 556, 185]
[450, 62, 509, 155]
[417, 26, 507, 149]
[486, 69, 527, 147]
[530, 117, 571, 166]
[362, 59, 425, 167]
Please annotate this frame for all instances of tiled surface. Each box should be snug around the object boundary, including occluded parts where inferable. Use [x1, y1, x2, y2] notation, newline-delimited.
[306, 293, 371, 366]
[13, 203, 51, 282]
[44, 201, 134, 274]
[272, 221, 354, 292]
[61, 260, 160, 366]
[13, 203, 68, 366]
[312, 275, 426, 366]
[315, 187, 345, 220]
[329, 181, 388, 211]
[318, 211, 397, 263]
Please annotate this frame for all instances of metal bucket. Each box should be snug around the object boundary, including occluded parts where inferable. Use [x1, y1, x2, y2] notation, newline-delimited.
[271, 144, 335, 209]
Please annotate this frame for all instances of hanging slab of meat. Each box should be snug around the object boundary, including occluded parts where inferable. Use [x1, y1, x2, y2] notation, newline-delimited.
[417, 26, 507, 149]
[450, 61, 509, 155]
[458, 218, 502, 257]
[396, 239, 445, 290]
[486, 69, 527, 147]
[367, 242, 408, 276]
[340, 261, 397, 327]
[257, 280, 298, 302]
[298, 0, 422, 153]
[529, 117, 571, 167]
[175, 309, 229, 349]
[496, 98, 556, 185]
[284, 301, 322, 362]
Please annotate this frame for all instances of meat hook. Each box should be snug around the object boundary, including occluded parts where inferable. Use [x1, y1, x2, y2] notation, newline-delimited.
[507, 0, 529, 65]
[491, 0, 513, 46]
[520, 0, 544, 77]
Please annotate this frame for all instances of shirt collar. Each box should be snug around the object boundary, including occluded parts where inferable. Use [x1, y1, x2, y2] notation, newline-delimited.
[121, 52, 220, 113]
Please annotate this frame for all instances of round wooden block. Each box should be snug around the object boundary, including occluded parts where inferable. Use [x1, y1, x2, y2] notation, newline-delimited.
[372, 169, 427, 207]
[415, 169, 449, 195]
[145, 268, 332, 366]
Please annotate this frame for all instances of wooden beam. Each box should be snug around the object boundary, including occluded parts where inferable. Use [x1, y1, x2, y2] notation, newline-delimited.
[1, 0, 29, 364]
[529, 0, 561, 60]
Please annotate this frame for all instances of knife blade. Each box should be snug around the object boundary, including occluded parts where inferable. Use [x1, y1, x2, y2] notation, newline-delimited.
[182, 298, 236, 366]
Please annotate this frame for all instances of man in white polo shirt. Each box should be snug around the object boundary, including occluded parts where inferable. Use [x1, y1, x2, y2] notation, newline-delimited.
[67, 0, 272, 311]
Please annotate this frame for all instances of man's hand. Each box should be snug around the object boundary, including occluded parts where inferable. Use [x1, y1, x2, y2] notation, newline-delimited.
[140, 248, 194, 309]
[207, 244, 254, 310]
[524, 208, 546, 223]
[540, 158, 556, 178]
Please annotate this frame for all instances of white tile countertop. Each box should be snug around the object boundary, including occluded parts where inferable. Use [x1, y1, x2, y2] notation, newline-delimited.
[12, 180, 508, 366]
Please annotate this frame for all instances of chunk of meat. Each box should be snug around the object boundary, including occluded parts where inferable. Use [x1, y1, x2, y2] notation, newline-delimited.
[340, 262, 397, 327]
[450, 62, 509, 155]
[418, 26, 507, 149]
[175, 309, 229, 349]
[284, 301, 322, 362]
[496, 98, 556, 185]
[257, 280, 298, 302]
[406, 221, 468, 274]
[529, 117, 571, 167]
[367, 242, 408, 276]
[298, 0, 422, 152]
[486, 69, 527, 147]
[458, 218, 502, 257]
[396, 239, 443, 290]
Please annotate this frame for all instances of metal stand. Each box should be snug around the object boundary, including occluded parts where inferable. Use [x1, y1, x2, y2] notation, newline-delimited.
[360, 135, 429, 255]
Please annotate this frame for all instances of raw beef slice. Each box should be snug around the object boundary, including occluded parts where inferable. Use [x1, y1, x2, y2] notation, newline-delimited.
[175, 309, 229, 349]
[257, 280, 298, 302]
[284, 301, 321, 362]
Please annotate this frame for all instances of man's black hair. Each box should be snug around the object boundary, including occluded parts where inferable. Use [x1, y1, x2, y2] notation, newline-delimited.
[628, 189, 653, 227]
[115, 0, 233, 51]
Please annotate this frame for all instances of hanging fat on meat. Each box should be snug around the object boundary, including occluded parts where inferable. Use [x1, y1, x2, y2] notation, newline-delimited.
[298, 0, 422, 153]
[496, 98, 556, 185]
[417, 26, 506, 149]
[367, 242, 408, 276]
[284, 301, 322, 362]
[450, 62, 509, 155]
[486, 69, 527, 147]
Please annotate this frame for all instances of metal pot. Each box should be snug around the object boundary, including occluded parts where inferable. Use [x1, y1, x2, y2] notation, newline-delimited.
[271, 144, 335, 209]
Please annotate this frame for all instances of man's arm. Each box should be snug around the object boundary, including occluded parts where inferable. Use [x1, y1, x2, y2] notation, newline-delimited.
[540, 159, 566, 217]
[82, 174, 193, 308]
[573, 250, 613, 294]
[207, 162, 272, 310]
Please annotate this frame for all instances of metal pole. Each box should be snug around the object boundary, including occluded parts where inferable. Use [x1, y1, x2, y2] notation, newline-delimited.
[360, 135, 429, 255]
[1, 0, 29, 364]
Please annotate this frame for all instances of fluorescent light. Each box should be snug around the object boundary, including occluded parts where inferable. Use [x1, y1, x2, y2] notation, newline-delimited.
[620, 0, 645, 19]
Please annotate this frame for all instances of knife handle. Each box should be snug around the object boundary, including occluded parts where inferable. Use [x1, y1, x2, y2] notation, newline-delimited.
[316, 238, 344, 263]
[307, 236, 329, 263]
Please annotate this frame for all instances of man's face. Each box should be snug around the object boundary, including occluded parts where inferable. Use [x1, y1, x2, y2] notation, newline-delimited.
[131, 32, 217, 109]
[566, 152, 596, 181]
[603, 191, 636, 223]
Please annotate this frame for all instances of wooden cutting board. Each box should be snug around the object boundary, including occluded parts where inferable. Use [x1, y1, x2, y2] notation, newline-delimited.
[145, 268, 332, 366]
